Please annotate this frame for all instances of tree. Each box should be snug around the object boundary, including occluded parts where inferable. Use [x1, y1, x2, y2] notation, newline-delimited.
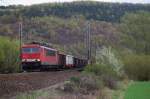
[96, 46, 123, 75]
[120, 11, 150, 54]
[0, 36, 20, 73]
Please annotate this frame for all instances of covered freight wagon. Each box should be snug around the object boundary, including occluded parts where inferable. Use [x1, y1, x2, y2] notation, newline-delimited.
[65, 55, 74, 68]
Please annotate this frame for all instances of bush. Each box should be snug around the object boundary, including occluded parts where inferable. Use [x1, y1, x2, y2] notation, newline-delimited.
[123, 54, 150, 81]
[61, 74, 103, 95]
[97, 88, 112, 99]
[0, 36, 20, 73]
[84, 64, 118, 78]
[95, 46, 124, 77]
[84, 64, 119, 89]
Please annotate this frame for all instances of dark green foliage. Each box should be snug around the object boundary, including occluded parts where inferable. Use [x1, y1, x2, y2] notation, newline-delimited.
[0, 36, 20, 73]
[123, 54, 150, 81]
[1, 1, 150, 22]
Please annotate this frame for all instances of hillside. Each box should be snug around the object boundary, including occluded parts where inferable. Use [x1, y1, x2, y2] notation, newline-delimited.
[0, 15, 119, 57]
[0, 1, 150, 22]
[0, 1, 150, 57]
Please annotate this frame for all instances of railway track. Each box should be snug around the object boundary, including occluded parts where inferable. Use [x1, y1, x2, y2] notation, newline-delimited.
[0, 70, 80, 99]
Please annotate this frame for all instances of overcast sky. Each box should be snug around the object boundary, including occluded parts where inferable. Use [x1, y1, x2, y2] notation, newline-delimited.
[0, 0, 150, 6]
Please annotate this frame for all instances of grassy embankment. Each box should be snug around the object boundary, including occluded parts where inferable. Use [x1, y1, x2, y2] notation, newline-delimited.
[124, 82, 150, 99]
[113, 81, 150, 99]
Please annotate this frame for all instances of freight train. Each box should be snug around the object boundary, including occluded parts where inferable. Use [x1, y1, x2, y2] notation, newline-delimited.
[21, 42, 87, 71]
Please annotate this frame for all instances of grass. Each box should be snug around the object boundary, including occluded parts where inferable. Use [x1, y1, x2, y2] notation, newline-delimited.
[124, 81, 150, 99]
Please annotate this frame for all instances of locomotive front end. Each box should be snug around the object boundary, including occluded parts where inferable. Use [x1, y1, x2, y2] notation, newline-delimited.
[21, 44, 41, 70]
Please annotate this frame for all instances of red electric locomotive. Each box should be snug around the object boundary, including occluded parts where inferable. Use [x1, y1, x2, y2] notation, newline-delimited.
[22, 42, 60, 70]
[21, 42, 87, 71]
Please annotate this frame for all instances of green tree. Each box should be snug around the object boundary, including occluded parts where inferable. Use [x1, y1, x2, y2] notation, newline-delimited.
[0, 36, 20, 73]
[120, 11, 150, 54]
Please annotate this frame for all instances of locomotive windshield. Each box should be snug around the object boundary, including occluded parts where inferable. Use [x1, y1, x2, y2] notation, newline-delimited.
[22, 47, 39, 53]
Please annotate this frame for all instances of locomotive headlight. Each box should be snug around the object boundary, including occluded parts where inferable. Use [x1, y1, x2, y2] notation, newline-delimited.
[22, 59, 26, 62]
[36, 59, 40, 61]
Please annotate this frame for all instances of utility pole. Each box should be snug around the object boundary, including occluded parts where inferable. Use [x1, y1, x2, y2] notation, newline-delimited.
[86, 21, 91, 64]
[19, 22, 23, 71]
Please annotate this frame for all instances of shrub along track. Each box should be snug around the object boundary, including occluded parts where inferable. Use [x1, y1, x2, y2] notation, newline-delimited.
[0, 70, 80, 99]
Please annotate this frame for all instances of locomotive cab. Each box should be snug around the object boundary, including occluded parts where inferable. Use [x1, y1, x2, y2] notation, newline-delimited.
[22, 44, 41, 70]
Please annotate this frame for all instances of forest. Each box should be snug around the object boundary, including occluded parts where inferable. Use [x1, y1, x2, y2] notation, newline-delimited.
[0, 1, 150, 22]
